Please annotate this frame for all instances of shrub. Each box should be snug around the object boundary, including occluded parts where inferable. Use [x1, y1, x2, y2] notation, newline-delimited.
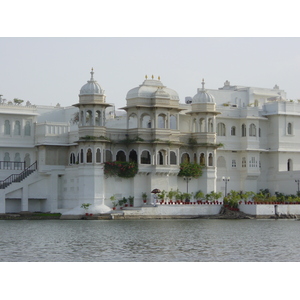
[104, 161, 138, 178]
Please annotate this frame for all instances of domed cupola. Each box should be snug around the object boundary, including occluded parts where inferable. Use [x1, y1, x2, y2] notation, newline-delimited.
[79, 68, 105, 96]
[126, 75, 179, 101]
[192, 79, 215, 103]
[75, 69, 108, 106]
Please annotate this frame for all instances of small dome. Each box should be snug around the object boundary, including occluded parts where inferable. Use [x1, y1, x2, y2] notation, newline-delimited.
[192, 79, 215, 103]
[126, 76, 179, 100]
[79, 69, 104, 95]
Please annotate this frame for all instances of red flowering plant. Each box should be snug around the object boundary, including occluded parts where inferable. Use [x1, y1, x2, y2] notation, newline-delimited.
[177, 162, 203, 178]
[104, 161, 138, 178]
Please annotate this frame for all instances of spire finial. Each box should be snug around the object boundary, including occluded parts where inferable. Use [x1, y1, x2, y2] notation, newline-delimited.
[158, 76, 160, 80]
[201, 78, 205, 90]
[152, 75, 154, 79]
[145, 75, 148, 79]
[90, 68, 94, 80]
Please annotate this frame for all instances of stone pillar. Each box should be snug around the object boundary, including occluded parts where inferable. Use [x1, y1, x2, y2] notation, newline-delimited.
[21, 185, 29, 212]
[47, 173, 59, 212]
[0, 190, 5, 213]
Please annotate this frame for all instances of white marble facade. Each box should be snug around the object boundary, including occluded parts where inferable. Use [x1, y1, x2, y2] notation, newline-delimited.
[1, 71, 300, 214]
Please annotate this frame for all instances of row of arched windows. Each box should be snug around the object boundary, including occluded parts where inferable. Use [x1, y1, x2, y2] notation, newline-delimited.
[192, 117, 214, 133]
[128, 113, 177, 129]
[217, 123, 260, 137]
[69, 148, 214, 167]
[3, 120, 31, 136]
[79, 109, 106, 127]
[0, 152, 31, 169]
[218, 156, 294, 171]
[217, 156, 259, 169]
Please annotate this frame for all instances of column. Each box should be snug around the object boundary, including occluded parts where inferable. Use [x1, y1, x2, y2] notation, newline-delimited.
[21, 185, 29, 212]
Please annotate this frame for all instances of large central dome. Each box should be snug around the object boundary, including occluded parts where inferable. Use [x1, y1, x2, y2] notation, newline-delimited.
[79, 69, 105, 95]
[126, 76, 179, 100]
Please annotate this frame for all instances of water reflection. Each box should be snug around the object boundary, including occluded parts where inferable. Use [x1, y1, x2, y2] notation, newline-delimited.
[0, 219, 299, 262]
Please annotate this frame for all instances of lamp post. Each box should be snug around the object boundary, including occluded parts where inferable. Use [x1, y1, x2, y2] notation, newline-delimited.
[222, 176, 230, 197]
[295, 180, 300, 196]
[184, 176, 192, 202]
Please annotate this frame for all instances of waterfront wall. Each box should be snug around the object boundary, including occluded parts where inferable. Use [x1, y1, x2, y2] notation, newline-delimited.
[123, 204, 222, 216]
[239, 204, 300, 216]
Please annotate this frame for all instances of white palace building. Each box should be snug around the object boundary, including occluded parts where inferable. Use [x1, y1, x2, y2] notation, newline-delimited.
[1, 69, 300, 216]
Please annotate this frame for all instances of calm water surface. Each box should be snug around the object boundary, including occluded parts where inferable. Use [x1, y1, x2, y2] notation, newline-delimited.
[1, 219, 299, 262]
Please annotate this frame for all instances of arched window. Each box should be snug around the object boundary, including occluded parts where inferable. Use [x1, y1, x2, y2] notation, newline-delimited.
[80, 111, 84, 126]
[128, 113, 138, 129]
[4, 152, 10, 169]
[116, 150, 126, 162]
[86, 110, 93, 126]
[208, 153, 213, 166]
[241, 124, 246, 137]
[231, 126, 236, 136]
[158, 151, 164, 165]
[95, 110, 101, 126]
[259, 128, 261, 137]
[141, 150, 151, 164]
[141, 114, 151, 128]
[86, 148, 92, 163]
[158, 114, 166, 129]
[200, 153, 205, 165]
[217, 156, 226, 168]
[192, 119, 197, 133]
[96, 149, 101, 163]
[170, 115, 177, 130]
[129, 149, 138, 163]
[14, 153, 21, 162]
[200, 118, 205, 132]
[232, 159, 236, 168]
[105, 150, 112, 162]
[70, 153, 76, 164]
[249, 157, 257, 168]
[80, 149, 84, 163]
[24, 121, 31, 136]
[249, 124, 256, 136]
[4, 120, 10, 135]
[242, 157, 246, 168]
[14, 120, 21, 135]
[181, 153, 190, 164]
[208, 118, 213, 133]
[217, 123, 226, 136]
[4, 152, 10, 161]
[14, 153, 22, 169]
[287, 159, 292, 171]
[254, 99, 259, 107]
[170, 151, 177, 165]
[287, 123, 292, 135]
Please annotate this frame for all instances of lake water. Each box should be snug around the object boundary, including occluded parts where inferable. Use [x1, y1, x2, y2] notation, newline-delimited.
[1, 219, 300, 262]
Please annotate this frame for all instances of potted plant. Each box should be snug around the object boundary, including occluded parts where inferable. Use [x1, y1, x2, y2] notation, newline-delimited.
[128, 196, 134, 207]
[158, 190, 167, 204]
[81, 203, 91, 216]
[118, 198, 124, 209]
[194, 190, 204, 204]
[167, 189, 177, 203]
[122, 197, 128, 207]
[110, 195, 117, 210]
[142, 192, 147, 204]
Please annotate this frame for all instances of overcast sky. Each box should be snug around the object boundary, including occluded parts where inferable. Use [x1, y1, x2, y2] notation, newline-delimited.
[1, 37, 300, 109]
[1, 2, 300, 110]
